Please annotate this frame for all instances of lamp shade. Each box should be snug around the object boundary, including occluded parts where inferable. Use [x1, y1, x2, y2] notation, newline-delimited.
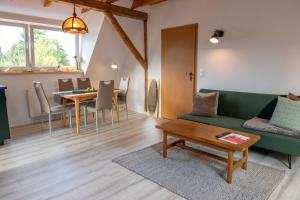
[210, 30, 224, 44]
[62, 4, 88, 35]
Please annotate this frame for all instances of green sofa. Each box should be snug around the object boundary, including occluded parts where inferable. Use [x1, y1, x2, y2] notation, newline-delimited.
[179, 89, 300, 169]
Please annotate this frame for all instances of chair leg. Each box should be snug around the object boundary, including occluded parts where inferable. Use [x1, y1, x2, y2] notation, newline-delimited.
[95, 111, 98, 132]
[125, 103, 128, 121]
[41, 115, 44, 132]
[69, 111, 72, 128]
[84, 107, 87, 128]
[288, 154, 292, 169]
[111, 108, 114, 127]
[102, 110, 105, 123]
[48, 113, 52, 136]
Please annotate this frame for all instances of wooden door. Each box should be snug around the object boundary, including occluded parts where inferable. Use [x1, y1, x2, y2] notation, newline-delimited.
[161, 24, 197, 119]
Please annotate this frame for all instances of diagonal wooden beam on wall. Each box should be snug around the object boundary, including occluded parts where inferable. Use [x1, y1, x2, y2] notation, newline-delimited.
[104, 11, 147, 69]
[47, 0, 148, 20]
[131, 0, 167, 9]
[105, 12, 148, 111]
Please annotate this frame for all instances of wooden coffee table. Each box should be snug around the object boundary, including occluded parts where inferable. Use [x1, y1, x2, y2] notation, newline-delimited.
[156, 119, 260, 184]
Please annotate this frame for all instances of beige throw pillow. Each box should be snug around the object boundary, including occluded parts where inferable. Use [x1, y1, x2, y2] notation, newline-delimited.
[288, 93, 300, 101]
[191, 92, 219, 117]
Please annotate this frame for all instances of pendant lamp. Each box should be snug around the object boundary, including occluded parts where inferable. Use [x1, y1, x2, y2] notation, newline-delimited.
[62, 4, 88, 35]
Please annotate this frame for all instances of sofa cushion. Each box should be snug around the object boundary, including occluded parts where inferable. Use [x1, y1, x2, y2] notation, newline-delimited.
[179, 114, 300, 155]
[270, 97, 300, 131]
[179, 114, 246, 132]
[243, 117, 300, 138]
[288, 92, 300, 101]
[191, 92, 219, 117]
[199, 89, 278, 120]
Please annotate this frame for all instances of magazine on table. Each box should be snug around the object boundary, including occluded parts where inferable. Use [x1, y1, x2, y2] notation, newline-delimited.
[216, 132, 250, 144]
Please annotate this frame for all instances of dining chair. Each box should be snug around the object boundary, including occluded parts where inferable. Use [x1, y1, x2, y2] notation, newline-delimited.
[118, 77, 130, 120]
[77, 77, 92, 90]
[84, 80, 114, 131]
[33, 81, 72, 136]
[58, 78, 74, 91]
[77, 77, 95, 125]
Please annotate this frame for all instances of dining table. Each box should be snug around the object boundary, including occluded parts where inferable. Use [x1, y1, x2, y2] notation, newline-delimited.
[53, 89, 121, 135]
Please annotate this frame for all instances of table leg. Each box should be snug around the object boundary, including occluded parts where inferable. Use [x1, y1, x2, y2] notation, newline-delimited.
[113, 94, 119, 122]
[74, 97, 80, 135]
[242, 148, 248, 170]
[163, 131, 168, 158]
[227, 151, 234, 184]
[63, 98, 67, 127]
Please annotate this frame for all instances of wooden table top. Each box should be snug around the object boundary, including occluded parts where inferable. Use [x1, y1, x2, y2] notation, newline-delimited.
[156, 119, 260, 152]
[53, 89, 121, 99]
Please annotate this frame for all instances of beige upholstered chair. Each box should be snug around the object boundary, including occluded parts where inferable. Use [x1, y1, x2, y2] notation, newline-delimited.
[84, 80, 114, 131]
[58, 78, 74, 91]
[33, 81, 72, 136]
[77, 77, 95, 126]
[77, 78, 92, 90]
[118, 77, 130, 120]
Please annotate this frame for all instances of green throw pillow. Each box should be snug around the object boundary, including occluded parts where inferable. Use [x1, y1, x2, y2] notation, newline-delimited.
[270, 96, 300, 131]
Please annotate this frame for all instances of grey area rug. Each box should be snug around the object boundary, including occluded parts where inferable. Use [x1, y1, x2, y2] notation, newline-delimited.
[113, 142, 284, 200]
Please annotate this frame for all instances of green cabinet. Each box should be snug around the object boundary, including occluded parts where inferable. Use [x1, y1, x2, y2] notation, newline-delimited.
[0, 85, 10, 145]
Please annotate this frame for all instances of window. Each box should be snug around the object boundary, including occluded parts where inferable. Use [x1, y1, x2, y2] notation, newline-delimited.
[31, 26, 77, 67]
[0, 21, 78, 69]
[0, 22, 28, 67]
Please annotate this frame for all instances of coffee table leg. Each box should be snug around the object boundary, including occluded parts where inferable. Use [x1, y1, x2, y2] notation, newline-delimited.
[182, 140, 186, 146]
[163, 131, 168, 158]
[227, 151, 233, 184]
[242, 148, 248, 170]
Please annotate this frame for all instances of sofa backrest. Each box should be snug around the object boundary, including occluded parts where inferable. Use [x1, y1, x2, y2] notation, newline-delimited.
[199, 89, 279, 120]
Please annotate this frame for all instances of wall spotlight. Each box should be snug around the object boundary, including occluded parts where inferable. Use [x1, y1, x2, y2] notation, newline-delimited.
[210, 30, 224, 44]
[111, 64, 118, 70]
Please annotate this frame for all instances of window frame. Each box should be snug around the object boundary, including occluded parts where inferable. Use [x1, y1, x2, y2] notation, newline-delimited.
[0, 20, 79, 69]
[30, 25, 79, 68]
[0, 21, 30, 68]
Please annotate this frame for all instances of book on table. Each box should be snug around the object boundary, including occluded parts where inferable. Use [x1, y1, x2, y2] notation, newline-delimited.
[217, 132, 250, 144]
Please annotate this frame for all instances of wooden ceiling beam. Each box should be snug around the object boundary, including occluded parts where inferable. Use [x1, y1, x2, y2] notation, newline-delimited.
[81, 0, 119, 14]
[131, 0, 167, 9]
[47, 0, 148, 20]
[44, 0, 52, 7]
[101, 0, 119, 3]
[104, 11, 147, 69]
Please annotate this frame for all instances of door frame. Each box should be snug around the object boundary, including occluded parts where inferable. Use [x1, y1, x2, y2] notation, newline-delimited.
[160, 23, 198, 118]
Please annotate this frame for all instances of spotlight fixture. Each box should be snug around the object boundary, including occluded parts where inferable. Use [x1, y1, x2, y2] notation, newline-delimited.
[210, 30, 224, 44]
[62, 4, 88, 35]
[111, 64, 118, 70]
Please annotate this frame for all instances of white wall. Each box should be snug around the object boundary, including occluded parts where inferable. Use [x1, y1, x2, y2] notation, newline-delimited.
[0, 73, 82, 127]
[86, 16, 145, 112]
[147, 0, 300, 96]
[0, 1, 96, 127]
[4, 0, 298, 120]
[80, 11, 104, 73]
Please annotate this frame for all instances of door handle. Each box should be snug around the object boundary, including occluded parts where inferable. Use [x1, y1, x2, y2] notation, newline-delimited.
[186, 72, 194, 81]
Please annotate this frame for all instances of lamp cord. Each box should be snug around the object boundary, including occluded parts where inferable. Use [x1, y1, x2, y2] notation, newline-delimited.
[73, 3, 77, 17]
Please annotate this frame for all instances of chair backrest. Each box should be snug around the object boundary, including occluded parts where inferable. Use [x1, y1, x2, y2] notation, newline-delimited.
[77, 77, 91, 90]
[58, 78, 74, 91]
[96, 80, 114, 110]
[119, 77, 130, 95]
[33, 81, 50, 113]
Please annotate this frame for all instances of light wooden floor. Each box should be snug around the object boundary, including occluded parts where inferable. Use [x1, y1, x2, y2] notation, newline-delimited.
[0, 111, 300, 200]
